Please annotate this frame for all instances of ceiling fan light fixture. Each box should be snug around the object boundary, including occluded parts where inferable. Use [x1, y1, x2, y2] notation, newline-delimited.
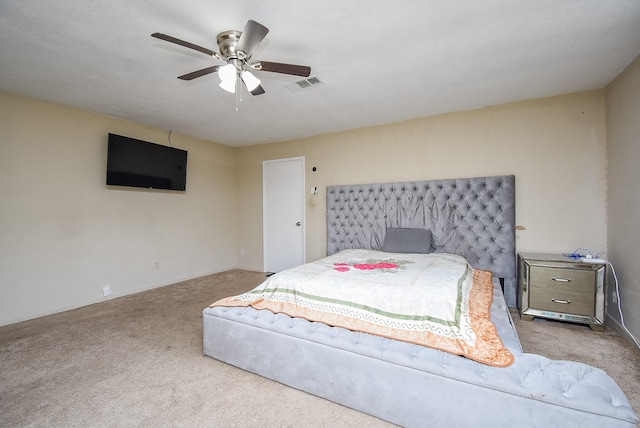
[218, 63, 237, 93]
[219, 78, 236, 93]
[241, 70, 261, 91]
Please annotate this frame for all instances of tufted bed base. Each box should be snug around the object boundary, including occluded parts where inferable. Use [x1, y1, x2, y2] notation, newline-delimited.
[203, 175, 637, 427]
[203, 279, 636, 427]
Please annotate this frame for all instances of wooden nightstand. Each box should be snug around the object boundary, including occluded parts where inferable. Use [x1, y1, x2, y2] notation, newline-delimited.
[518, 253, 606, 331]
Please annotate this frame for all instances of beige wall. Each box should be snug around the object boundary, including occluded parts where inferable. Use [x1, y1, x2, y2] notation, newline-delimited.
[606, 54, 640, 343]
[236, 91, 608, 273]
[0, 93, 237, 326]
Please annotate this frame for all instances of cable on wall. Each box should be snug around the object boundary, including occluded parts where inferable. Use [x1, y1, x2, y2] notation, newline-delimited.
[564, 249, 639, 349]
[605, 260, 640, 349]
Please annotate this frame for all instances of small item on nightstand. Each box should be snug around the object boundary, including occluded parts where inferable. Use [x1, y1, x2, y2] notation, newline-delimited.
[581, 257, 606, 263]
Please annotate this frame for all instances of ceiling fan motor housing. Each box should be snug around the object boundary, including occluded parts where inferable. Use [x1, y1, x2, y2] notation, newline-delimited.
[216, 30, 242, 59]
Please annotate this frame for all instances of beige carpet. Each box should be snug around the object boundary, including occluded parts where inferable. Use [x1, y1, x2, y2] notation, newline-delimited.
[1, 269, 638, 427]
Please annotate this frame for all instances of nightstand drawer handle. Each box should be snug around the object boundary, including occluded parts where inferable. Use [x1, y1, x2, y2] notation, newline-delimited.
[552, 277, 571, 283]
[551, 298, 571, 304]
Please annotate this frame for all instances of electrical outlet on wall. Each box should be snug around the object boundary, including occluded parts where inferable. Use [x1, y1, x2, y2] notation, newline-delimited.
[102, 285, 112, 297]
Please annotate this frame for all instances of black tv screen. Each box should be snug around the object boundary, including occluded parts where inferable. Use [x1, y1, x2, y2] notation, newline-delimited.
[106, 133, 187, 191]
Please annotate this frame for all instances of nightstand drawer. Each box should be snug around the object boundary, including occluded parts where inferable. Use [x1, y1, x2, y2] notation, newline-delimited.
[529, 288, 595, 316]
[529, 266, 596, 293]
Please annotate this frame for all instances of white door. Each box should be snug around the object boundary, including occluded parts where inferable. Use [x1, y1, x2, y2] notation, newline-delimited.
[263, 157, 305, 273]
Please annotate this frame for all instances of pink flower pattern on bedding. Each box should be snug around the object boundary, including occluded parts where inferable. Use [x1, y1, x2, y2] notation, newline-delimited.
[334, 261, 400, 272]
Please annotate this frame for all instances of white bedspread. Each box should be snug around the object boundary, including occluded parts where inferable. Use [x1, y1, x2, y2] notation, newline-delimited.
[213, 249, 513, 367]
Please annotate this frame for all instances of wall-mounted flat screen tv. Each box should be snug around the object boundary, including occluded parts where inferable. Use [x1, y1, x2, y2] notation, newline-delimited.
[106, 133, 187, 191]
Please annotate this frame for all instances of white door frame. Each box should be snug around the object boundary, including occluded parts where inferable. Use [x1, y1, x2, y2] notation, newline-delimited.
[262, 156, 305, 272]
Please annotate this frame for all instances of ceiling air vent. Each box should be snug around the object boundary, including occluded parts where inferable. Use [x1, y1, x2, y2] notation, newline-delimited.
[285, 75, 324, 92]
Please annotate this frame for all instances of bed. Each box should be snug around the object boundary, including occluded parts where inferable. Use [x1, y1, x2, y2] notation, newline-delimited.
[203, 175, 637, 428]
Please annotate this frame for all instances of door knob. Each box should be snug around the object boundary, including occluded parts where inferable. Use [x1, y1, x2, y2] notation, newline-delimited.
[296, 222, 301, 226]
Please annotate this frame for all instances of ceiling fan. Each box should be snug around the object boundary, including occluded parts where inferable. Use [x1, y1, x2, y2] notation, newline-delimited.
[152, 20, 311, 97]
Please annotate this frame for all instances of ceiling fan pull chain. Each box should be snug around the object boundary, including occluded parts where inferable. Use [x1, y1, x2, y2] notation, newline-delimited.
[235, 73, 241, 112]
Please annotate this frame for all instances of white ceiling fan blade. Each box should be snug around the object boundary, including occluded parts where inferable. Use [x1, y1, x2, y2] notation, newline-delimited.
[236, 20, 269, 58]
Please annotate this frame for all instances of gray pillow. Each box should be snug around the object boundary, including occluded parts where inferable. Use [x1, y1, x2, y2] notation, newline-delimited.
[382, 228, 432, 254]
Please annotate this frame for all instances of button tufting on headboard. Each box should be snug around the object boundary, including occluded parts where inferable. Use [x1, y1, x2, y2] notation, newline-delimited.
[327, 175, 517, 306]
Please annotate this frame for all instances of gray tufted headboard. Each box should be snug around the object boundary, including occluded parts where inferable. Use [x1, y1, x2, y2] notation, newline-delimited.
[326, 175, 517, 307]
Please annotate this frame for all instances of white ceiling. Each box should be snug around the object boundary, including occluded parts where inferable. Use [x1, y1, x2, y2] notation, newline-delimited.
[1, 1, 639, 147]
